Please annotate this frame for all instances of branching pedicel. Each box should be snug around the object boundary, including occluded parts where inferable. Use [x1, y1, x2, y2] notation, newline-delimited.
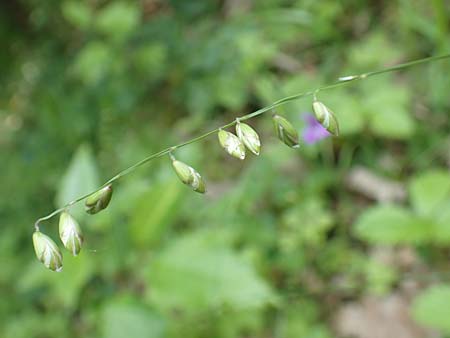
[32, 54, 450, 271]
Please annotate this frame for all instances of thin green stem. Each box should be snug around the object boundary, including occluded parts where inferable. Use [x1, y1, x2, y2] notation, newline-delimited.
[34, 53, 450, 230]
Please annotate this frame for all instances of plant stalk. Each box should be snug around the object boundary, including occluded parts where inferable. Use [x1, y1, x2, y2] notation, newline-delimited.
[34, 53, 450, 230]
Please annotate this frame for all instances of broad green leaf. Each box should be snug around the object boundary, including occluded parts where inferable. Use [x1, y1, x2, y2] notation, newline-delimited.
[147, 230, 275, 312]
[409, 170, 450, 216]
[19, 252, 94, 309]
[49, 253, 94, 307]
[129, 178, 185, 247]
[412, 285, 450, 333]
[102, 300, 165, 338]
[56, 144, 99, 219]
[362, 78, 415, 139]
[354, 205, 432, 244]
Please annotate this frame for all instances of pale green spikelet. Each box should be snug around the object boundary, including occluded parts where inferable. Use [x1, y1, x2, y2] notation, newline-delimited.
[236, 122, 261, 156]
[312, 100, 339, 136]
[85, 184, 113, 214]
[172, 159, 206, 193]
[59, 211, 83, 256]
[272, 114, 300, 148]
[218, 130, 246, 160]
[32, 231, 63, 272]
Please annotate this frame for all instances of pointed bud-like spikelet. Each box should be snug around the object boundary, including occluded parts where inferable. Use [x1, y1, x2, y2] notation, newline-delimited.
[59, 211, 83, 256]
[32, 231, 63, 272]
[312, 100, 339, 136]
[172, 160, 206, 193]
[85, 184, 113, 214]
[272, 114, 300, 148]
[218, 130, 246, 160]
[236, 122, 261, 156]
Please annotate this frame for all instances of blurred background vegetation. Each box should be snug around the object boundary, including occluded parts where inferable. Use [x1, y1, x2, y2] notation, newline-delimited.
[1, 0, 450, 337]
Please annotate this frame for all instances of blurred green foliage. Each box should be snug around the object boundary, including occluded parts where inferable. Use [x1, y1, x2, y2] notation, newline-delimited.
[355, 170, 450, 245]
[1, 0, 450, 337]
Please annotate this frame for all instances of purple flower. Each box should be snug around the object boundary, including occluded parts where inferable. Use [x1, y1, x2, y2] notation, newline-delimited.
[302, 113, 330, 144]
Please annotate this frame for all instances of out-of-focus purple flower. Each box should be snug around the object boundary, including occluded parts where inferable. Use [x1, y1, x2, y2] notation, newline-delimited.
[302, 113, 330, 144]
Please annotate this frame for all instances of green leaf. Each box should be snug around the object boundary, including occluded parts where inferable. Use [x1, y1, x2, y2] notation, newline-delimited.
[370, 108, 415, 139]
[102, 300, 165, 338]
[347, 30, 404, 70]
[73, 42, 112, 84]
[129, 177, 185, 247]
[432, 206, 450, 244]
[19, 252, 94, 309]
[56, 144, 99, 219]
[354, 205, 432, 245]
[412, 285, 450, 333]
[147, 230, 275, 312]
[409, 170, 450, 216]
[61, 1, 92, 29]
[362, 78, 415, 139]
[95, 2, 139, 40]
